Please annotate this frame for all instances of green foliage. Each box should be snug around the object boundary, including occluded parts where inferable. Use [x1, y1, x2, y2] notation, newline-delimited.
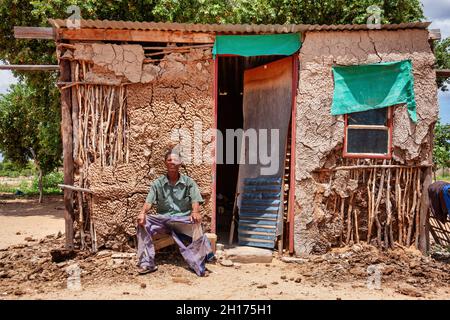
[31, 171, 63, 192]
[0, 0, 427, 65]
[437, 173, 450, 183]
[222, 0, 425, 25]
[0, 82, 61, 174]
[0, 171, 63, 195]
[0, 160, 36, 177]
[433, 119, 450, 170]
[149, 0, 425, 25]
[0, 0, 440, 179]
[435, 38, 450, 91]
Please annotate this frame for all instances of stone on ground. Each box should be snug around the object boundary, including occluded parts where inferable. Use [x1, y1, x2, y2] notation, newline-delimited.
[224, 246, 273, 264]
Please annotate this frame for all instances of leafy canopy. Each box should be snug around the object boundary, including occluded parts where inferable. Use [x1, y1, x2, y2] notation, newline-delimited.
[435, 38, 450, 91]
[0, 81, 61, 174]
[1, 0, 448, 175]
[433, 119, 450, 169]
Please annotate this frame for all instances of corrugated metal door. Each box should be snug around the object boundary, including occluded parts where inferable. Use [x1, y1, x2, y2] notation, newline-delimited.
[237, 56, 293, 249]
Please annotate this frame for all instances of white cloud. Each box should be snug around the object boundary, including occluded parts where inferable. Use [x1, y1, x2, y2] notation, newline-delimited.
[422, 0, 450, 20]
[439, 90, 450, 124]
[430, 18, 450, 39]
[0, 70, 18, 94]
[422, 0, 450, 39]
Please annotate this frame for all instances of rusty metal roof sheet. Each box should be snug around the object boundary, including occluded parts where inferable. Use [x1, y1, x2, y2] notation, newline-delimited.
[49, 19, 431, 34]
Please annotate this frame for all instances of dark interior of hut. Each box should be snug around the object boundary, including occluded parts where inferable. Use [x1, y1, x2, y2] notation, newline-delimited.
[215, 55, 286, 245]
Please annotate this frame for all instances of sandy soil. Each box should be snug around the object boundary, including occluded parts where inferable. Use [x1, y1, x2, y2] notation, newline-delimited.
[1, 196, 450, 300]
[0, 195, 65, 249]
[12, 259, 450, 301]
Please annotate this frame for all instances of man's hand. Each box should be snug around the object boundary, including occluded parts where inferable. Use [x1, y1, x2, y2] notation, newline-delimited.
[190, 202, 201, 224]
[137, 203, 151, 226]
[137, 212, 147, 226]
[190, 211, 201, 224]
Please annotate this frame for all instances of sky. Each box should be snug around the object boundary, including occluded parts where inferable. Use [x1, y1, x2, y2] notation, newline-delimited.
[422, 0, 450, 124]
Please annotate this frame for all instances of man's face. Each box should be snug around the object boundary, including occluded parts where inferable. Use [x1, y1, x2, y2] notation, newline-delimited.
[165, 153, 181, 174]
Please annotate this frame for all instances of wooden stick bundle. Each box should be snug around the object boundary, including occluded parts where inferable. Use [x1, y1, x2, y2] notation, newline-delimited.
[68, 59, 129, 252]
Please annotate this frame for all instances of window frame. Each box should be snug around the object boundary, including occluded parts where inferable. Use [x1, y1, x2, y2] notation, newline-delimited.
[343, 107, 393, 159]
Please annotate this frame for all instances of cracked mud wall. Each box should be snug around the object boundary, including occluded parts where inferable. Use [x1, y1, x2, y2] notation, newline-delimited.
[294, 29, 439, 254]
[72, 43, 214, 249]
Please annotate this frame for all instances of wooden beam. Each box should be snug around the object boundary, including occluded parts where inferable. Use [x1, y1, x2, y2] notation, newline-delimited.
[429, 29, 441, 41]
[315, 164, 433, 172]
[58, 28, 215, 43]
[0, 65, 59, 71]
[60, 59, 75, 251]
[153, 235, 175, 251]
[436, 69, 450, 78]
[14, 26, 54, 39]
[58, 184, 93, 194]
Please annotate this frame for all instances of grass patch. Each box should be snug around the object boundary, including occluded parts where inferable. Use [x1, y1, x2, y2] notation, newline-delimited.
[0, 171, 63, 196]
[436, 173, 450, 183]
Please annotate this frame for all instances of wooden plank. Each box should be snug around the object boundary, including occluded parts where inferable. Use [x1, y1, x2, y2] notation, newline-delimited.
[429, 29, 441, 41]
[347, 125, 388, 130]
[316, 164, 433, 172]
[0, 65, 59, 71]
[60, 60, 75, 251]
[14, 26, 54, 39]
[436, 69, 450, 78]
[59, 28, 215, 43]
[153, 235, 175, 250]
[143, 44, 213, 50]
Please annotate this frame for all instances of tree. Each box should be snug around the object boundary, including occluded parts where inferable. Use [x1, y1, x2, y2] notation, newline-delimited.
[0, 0, 428, 66]
[433, 119, 450, 178]
[0, 0, 443, 193]
[0, 82, 62, 202]
[435, 37, 450, 91]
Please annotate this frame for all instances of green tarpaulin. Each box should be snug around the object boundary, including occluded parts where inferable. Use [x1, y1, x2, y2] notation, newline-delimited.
[212, 33, 301, 58]
[331, 60, 417, 122]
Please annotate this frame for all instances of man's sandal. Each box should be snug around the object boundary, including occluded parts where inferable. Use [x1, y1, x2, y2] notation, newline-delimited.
[137, 266, 158, 275]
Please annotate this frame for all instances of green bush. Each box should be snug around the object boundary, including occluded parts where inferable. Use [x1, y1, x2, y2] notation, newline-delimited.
[0, 170, 63, 196]
[0, 183, 16, 193]
[31, 171, 63, 194]
[0, 160, 36, 177]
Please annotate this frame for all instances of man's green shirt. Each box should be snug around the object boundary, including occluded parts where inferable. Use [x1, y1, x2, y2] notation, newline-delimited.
[145, 174, 204, 217]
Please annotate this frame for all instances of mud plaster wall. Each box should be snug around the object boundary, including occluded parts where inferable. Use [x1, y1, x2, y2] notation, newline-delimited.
[294, 29, 439, 254]
[72, 43, 214, 248]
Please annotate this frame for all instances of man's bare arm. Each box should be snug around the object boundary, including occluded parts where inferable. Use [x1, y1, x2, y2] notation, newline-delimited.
[137, 202, 152, 226]
[190, 202, 201, 224]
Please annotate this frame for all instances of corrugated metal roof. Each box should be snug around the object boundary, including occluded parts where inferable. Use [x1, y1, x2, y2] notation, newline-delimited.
[49, 19, 431, 34]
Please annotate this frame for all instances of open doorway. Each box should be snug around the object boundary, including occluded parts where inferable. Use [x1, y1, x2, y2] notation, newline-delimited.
[215, 55, 295, 249]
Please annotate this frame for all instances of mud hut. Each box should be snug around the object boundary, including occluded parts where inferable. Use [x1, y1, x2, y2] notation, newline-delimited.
[15, 19, 442, 255]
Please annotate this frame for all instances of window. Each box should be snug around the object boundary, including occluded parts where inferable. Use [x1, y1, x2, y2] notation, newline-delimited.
[343, 107, 392, 159]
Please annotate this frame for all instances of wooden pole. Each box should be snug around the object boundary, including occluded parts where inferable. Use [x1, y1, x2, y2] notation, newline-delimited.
[315, 164, 433, 172]
[60, 59, 75, 250]
[58, 184, 94, 194]
[419, 126, 435, 254]
[70, 62, 79, 161]
[419, 166, 432, 254]
[0, 64, 59, 71]
[13, 26, 54, 39]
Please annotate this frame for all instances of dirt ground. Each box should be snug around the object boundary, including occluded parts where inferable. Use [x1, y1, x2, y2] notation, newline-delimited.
[0, 194, 65, 249]
[1, 195, 450, 300]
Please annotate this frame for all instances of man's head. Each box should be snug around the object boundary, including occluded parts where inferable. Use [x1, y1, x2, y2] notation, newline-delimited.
[164, 149, 182, 174]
